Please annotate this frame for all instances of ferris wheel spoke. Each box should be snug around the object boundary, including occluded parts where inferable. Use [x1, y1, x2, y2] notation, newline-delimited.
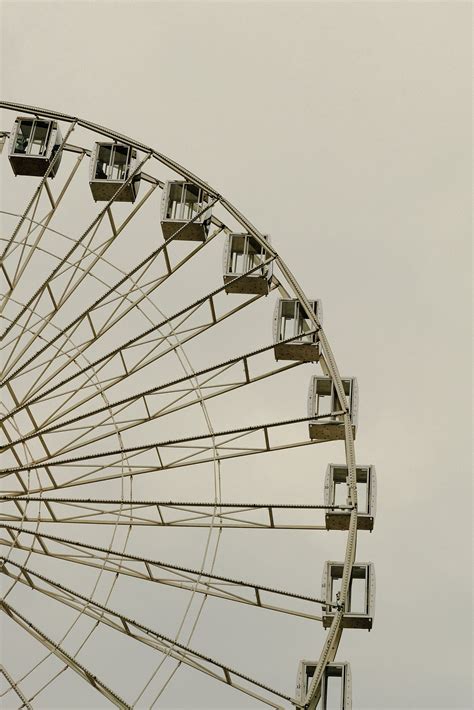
[1, 211, 124, 318]
[0, 499, 346, 528]
[3, 257, 277, 419]
[2, 188, 44, 288]
[1, 209, 108, 377]
[0, 558, 294, 709]
[3, 227, 224, 407]
[1, 525, 332, 619]
[0, 599, 131, 709]
[0, 415, 332, 494]
[2, 153, 85, 297]
[43, 183, 158, 314]
[0, 121, 77, 267]
[1, 194, 221, 388]
[1, 152, 151, 352]
[1, 180, 157, 380]
[3, 337, 308, 459]
[1, 245, 193, 405]
[1, 219, 224, 402]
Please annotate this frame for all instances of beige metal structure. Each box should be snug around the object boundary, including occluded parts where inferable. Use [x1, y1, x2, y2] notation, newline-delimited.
[0, 101, 375, 710]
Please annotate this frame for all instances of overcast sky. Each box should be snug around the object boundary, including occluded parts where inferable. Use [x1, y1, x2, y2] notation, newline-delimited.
[0, 2, 472, 710]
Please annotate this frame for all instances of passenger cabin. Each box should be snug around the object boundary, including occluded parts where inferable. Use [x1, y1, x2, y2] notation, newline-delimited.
[273, 299, 322, 361]
[89, 143, 141, 202]
[161, 181, 212, 241]
[307, 376, 358, 441]
[325, 464, 376, 531]
[322, 561, 375, 630]
[8, 117, 63, 177]
[223, 233, 272, 295]
[295, 660, 352, 709]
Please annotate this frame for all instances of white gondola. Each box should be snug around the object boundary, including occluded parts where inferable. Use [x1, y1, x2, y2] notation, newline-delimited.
[296, 660, 352, 709]
[322, 561, 375, 630]
[161, 180, 212, 241]
[223, 233, 272, 294]
[307, 376, 358, 441]
[325, 464, 376, 531]
[273, 299, 322, 361]
[8, 116, 63, 177]
[89, 142, 141, 202]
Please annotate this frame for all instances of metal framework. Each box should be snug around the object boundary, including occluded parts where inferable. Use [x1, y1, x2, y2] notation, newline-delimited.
[0, 101, 374, 709]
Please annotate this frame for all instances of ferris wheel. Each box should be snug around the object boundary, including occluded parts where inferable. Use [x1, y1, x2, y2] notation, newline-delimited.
[0, 101, 376, 710]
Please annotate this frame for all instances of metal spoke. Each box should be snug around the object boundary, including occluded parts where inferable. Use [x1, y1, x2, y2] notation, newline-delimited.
[0, 120, 77, 265]
[3, 336, 310, 460]
[1, 599, 131, 709]
[0, 524, 335, 618]
[4, 153, 85, 296]
[0, 415, 336, 496]
[1, 197, 221, 389]
[1, 151, 151, 344]
[1, 176, 157, 380]
[1, 558, 294, 709]
[0, 499, 348, 528]
[2, 253, 274, 422]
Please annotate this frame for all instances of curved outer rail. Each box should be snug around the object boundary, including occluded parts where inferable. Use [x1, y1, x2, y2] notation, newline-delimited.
[0, 100, 360, 710]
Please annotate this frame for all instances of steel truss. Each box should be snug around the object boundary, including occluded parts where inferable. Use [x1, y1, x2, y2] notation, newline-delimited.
[0, 499, 348, 529]
[0, 524, 336, 618]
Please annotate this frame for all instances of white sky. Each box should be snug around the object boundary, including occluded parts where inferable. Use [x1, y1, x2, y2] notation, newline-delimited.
[0, 2, 472, 709]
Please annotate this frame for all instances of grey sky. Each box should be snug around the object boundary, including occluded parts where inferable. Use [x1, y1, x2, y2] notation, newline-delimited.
[0, 1, 472, 709]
